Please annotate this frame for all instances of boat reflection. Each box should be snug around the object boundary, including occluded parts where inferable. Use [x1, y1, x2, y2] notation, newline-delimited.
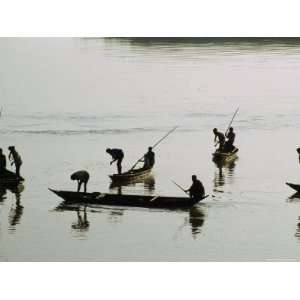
[109, 175, 155, 195]
[213, 158, 237, 191]
[7, 183, 25, 232]
[189, 205, 207, 239]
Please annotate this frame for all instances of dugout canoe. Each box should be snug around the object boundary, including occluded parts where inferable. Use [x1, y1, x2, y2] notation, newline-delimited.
[286, 182, 300, 193]
[212, 147, 239, 163]
[0, 170, 24, 185]
[109, 166, 152, 183]
[49, 188, 209, 208]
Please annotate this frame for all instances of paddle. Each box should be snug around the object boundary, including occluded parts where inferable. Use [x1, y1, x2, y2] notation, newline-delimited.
[171, 180, 189, 196]
[129, 126, 178, 171]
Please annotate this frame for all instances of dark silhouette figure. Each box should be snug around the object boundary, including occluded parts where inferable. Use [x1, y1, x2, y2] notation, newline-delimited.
[71, 207, 89, 231]
[0, 148, 6, 174]
[142, 147, 155, 168]
[297, 148, 300, 164]
[224, 127, 236, 152]
[213, 128, 225, 152]
[71, 170, 90, 193]
[185, 175, 205, 200]
[106, 148, 124, 174]
[8, 146, 22, 178]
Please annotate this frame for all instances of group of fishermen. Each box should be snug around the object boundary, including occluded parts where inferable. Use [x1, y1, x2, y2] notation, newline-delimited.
[70, 146, 156, 193]
[0, 146, 23, 178]
[70, 128, 237, 201]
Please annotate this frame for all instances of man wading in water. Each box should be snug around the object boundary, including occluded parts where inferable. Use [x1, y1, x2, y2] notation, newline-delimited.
[185, 175, 205, 200]
[106, 148, 124, 174]
[71, 170, 90, 193]
[8, 146, 22, 178]
[142, 147, 155, 168]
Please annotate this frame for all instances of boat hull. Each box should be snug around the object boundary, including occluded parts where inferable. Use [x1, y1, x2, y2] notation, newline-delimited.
[286, 182, 300, 193]
[109, 166, 152, 182]
[0, 170, 25, 186]
[49, 189, 208, 208]
[212, 147, 239, 163]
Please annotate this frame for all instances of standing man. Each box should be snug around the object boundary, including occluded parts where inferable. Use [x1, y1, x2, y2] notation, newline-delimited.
[143, 147, 155, 168]
[224, 127, 236, 152]
[213, 128, 225, 152]
[70, 170, 90, 193]
[106, 148, 124, 174]
[8, 146, 22, 178]
[185, 175, 205, 200]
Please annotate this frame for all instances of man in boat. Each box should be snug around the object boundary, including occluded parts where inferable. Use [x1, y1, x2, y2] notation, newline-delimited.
[143, 147, 155, 168]
[213, 128, 225, 152]
[106, 148, 124, 174]
[297, 148, 300, 163]
[185, 175, 205, 200]
[224, 127, 236, 152]
[70, 170, 90, 193]
[0, 148, 7, 176]
[8, 146, 22, 178]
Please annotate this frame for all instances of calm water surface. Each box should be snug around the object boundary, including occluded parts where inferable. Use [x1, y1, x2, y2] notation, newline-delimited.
[1, 38, 300, 261]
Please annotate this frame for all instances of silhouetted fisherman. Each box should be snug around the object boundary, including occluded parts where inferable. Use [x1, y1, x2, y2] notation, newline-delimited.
[143, 147, 155, 168]
[71, 170, 90, 193]
[8, 146, 22, 178]
[297, 148, 300, 164]
[185, 175, 205, 200]
[0, 148, 6, 174]
[106, 148, 124, 174]
[224, 127, 236, 152]
[213, 128, 225, 152]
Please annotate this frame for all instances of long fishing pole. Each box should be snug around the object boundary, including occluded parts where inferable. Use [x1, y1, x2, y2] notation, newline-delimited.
[225, 107, 239, 134]
[129, 126, 178, 171]
[171, 180, 189, 195]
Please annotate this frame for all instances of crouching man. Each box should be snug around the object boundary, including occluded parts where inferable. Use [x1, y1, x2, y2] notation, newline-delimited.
[71, 170, 90, 193]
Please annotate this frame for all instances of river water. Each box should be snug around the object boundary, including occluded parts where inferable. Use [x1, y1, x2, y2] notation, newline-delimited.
[1, 38, 300, 261]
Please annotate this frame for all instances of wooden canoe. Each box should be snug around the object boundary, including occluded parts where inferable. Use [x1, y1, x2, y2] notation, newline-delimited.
[109, 166, 152, 183]
[0, 170, 24, 185]
[286, 182, 300, 193]
[49, 188, 209, 209]
[212, 147, 239, 163]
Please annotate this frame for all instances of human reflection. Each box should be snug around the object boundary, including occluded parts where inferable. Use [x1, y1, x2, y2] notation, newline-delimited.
[108, 209, 124, 223]
[144, 176, 155, 193]
[189, 205, 206, 239]
[8, 183, 25, 231]
[71, 207, 89, 232]
[213, 158, 237, 190]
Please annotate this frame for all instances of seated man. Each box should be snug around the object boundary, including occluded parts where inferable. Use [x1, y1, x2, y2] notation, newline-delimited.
[185, 175, 205, 200]
[224, 127, 236, 152]
[143, 147, 155, 168]
[70, 170, 90, 193]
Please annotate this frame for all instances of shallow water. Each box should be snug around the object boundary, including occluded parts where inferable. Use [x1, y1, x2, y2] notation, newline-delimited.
[1, 38, 300, 261]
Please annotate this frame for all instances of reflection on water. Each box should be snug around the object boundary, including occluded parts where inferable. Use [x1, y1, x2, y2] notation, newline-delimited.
[71, 207, 89, 232]
[109, 176, 156, 195]
[213, 159, 237, 191]
[6, 184, 25, 232]
[296, 216, 300, 239]
[189, 205, 207, 238]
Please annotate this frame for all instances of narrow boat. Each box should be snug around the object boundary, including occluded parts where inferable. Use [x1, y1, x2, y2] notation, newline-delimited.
[286, 182, 300, 193]
[0, 170, 24, 185]
[109, 166, 152, 183]
[49, 188, 209, 209]
[212, 147, 239, 163]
